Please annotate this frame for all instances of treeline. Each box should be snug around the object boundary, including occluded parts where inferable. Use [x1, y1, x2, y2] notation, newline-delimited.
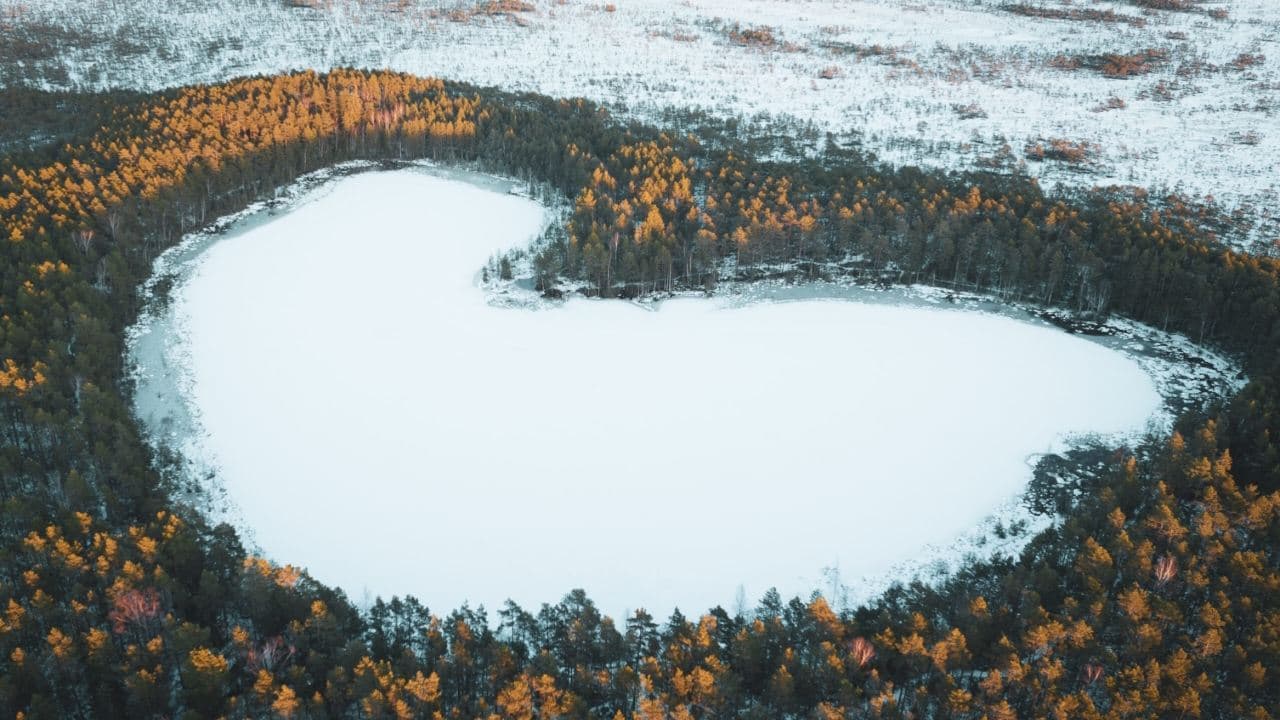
[4, 420, 1276, 718]
[0, 69, 1277, 718]
[535, 124, 1280, 374]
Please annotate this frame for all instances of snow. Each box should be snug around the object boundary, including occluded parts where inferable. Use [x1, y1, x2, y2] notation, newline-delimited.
[128, 167, 1165, 617]
[4, 0, 1277, 250]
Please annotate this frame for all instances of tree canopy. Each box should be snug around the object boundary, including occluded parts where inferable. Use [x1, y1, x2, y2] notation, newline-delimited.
[0, 69, 1278, 718]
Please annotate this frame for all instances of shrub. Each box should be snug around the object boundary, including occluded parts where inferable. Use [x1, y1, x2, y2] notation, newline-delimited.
[727, 24, 776, 47]
[1025, 138, 1097, 164]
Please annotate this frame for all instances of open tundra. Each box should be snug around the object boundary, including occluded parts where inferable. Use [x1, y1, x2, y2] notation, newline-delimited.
[129, 169, 1164, 616]
[2, 0, 1276, 250]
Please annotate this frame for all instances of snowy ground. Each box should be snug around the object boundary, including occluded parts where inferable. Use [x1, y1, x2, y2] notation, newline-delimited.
[2, 0, 1277, 251]
[128, 168, 1168, 617]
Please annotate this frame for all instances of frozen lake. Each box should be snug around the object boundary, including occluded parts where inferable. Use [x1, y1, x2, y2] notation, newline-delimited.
[131, 168, 1162, 618]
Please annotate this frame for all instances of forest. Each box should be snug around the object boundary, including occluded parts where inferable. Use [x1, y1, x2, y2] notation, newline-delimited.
[0, 69, 1278, 718]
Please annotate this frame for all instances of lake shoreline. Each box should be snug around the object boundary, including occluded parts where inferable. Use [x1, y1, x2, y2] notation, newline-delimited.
[125, 163, 1236, 617]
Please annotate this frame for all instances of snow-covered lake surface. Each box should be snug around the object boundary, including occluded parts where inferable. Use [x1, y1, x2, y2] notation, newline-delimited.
[129, 167, 1165, 618]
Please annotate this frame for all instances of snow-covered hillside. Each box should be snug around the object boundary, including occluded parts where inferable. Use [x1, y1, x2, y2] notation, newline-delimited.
[2, 0, 1277, 250]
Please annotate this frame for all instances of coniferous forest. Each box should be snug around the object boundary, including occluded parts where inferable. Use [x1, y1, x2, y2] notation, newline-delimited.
[0, 70, 1278, 719]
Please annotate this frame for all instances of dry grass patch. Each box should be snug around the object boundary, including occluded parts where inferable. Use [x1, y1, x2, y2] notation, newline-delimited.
[434, 0, 536, 23]
[1092, 96, 1128, 112]
[1052, 48, 1170, 78]
[1025, 138, 1098, 165]
[952, 103, 987, 119]
[721, 23, 803, 52]
[1003, 3, 1147, 27]
[1231, 53, 1266, 71]
[727, 24, 775, 47]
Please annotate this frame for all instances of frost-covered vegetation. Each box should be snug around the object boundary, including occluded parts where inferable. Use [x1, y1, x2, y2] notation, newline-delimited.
[1, 0, 1276, 251]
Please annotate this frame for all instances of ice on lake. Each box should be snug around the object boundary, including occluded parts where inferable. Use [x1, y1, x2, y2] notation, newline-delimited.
[137, 169, 1161, 618]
